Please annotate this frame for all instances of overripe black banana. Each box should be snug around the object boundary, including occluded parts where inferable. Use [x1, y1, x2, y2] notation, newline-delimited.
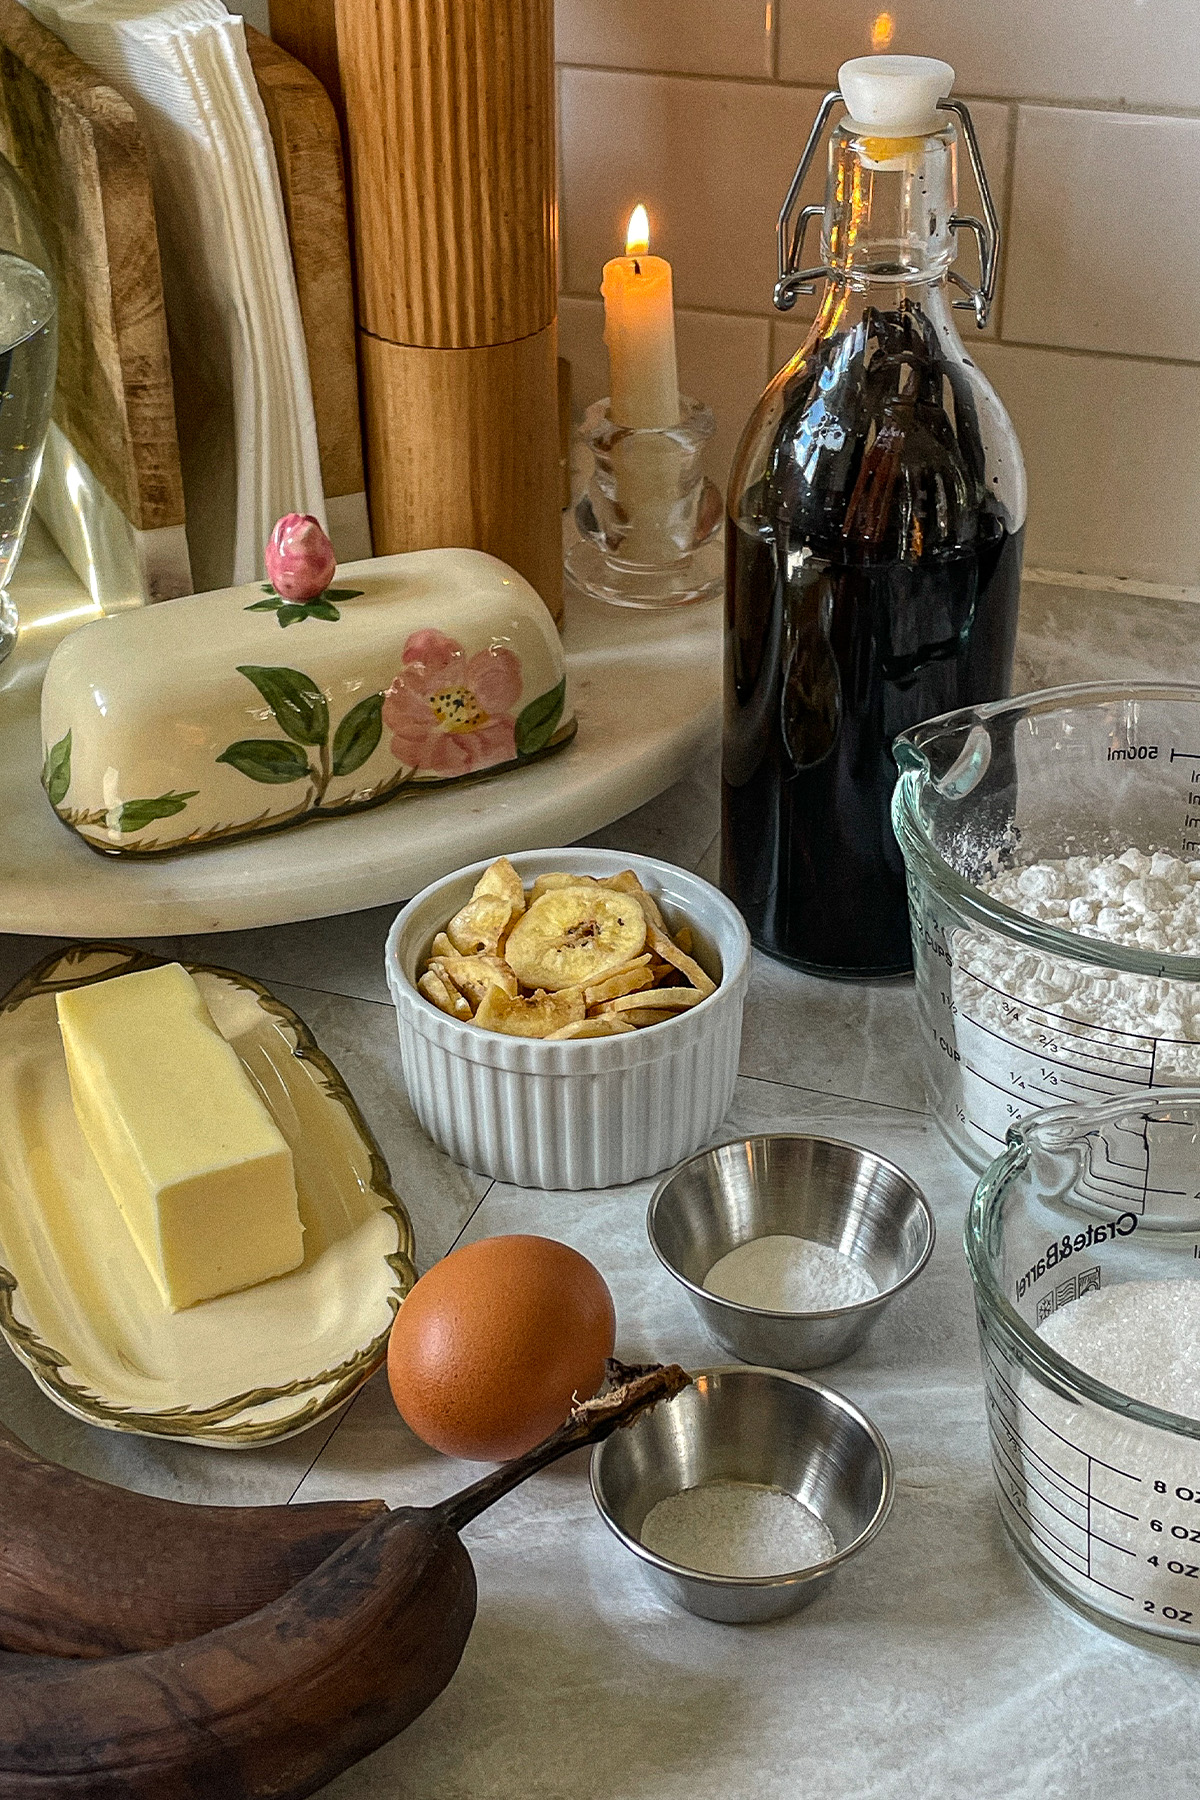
[0, 1361, 689, 1799]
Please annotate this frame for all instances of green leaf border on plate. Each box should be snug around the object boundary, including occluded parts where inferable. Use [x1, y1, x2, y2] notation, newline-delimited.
[0, 944, 416, 1446]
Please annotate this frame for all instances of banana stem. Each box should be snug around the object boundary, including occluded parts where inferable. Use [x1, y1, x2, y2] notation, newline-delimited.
[430, 1360, 691, 1536]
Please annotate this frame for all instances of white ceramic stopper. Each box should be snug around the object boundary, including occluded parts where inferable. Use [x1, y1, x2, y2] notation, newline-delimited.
[838, 54, 954, 137]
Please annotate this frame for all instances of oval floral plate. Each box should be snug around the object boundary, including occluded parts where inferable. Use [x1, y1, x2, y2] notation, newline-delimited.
[0, 944, 416, 1447]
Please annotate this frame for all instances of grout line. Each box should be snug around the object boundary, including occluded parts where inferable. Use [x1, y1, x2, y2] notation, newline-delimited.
[447, 1181, 497, 1252]
[286, 1405, 362, 1504]
[557, 59, 786, 87]
[1023, 566, 1200, 605]
[736, 1069, 929, 1120]
[557, 62, 1200, 122]
[992, 103, 1020, 340]
[263, 977, 394, 1008]
[691, 828, 719, 877]
[563, 293, 1200, 376]
[287, 1182, 496, 1502]
[978, 334, 1200, 373]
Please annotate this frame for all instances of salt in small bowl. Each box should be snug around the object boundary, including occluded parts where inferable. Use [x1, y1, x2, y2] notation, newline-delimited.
[647, 1134, 935, 1371]
[590, 1364, 894, 1623]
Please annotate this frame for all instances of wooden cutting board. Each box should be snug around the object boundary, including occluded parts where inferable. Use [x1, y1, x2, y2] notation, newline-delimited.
[244, 25, 363, 513]
[0, 1, 362, 576]
[0, 0, 184, 537]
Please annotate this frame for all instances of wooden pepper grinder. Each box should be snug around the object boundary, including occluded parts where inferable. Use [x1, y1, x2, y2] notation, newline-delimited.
[329, 0, 562, 623]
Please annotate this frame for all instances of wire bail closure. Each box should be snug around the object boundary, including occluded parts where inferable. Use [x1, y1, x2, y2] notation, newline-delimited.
[773, 90, 1000, 328]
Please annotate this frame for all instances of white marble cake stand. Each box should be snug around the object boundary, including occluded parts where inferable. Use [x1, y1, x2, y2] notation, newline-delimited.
[0, 522, 721, 936]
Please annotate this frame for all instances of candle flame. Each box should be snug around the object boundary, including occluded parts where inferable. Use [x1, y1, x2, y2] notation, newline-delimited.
[625, 204, 650, 257]
[870, 10, 895, 48]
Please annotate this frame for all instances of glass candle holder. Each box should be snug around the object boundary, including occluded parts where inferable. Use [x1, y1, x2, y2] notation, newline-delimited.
[565, 395, 723, 609]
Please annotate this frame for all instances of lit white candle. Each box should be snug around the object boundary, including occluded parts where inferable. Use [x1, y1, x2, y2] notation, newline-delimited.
[601, 205, 680, 429]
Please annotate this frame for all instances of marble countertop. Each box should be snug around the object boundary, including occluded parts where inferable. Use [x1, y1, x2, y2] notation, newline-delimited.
[3, 577, 1200, 1799]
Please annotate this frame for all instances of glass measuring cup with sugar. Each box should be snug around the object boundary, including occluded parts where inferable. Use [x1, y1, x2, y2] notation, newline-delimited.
[968, 1091, 1200, 1644]
[893, 683, 1200, 1171]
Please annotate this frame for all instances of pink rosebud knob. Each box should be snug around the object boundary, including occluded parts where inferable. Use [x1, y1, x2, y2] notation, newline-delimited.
[264, 513, 336, 601]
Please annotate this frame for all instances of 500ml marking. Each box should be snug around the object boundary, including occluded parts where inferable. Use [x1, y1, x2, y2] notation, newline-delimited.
[1108, 744, 1160, 761]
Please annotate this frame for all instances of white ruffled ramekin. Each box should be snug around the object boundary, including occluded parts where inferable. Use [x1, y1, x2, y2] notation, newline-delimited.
[385, 848, 751, 1190]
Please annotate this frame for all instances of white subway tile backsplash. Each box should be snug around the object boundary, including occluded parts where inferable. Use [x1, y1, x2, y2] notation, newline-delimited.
[777, 0, 1200, 111]
[556, 0, 773, 80]
[560, 70, 827, 315]
[558, 295, 771, 493]
[972, 342, 1200, 586]
[1004, 107, 1200, 364]
[553, 7, 1200, 583]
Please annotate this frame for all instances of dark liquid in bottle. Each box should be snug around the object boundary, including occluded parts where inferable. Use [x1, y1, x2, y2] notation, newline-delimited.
[722, 299, 1022, 976]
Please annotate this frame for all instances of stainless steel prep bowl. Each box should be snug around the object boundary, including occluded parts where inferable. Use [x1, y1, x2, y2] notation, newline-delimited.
[590, 1364, 893, 1623]
[647, 1135, 935, 1370]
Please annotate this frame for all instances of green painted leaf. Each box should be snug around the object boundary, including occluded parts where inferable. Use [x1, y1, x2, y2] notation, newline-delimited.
[244, 590, 345, 626]
[216, 739, 312, 784]
[236, 665, 329, 746]
[42, 731, 71, 806]
[117, 790, 198, 833]
[261, 583, 277, 593]
[515, 676, 567, 758]
[331, 692, 384, 777]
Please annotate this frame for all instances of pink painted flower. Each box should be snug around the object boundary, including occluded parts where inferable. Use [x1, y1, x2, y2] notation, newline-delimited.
[383, 630, 522, 777]
[265, 513, 337, 600]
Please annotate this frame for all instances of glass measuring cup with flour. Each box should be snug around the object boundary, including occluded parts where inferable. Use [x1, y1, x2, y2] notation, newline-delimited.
[893, 683, 1200, 1170]
[968, 1092, 1200, 1644]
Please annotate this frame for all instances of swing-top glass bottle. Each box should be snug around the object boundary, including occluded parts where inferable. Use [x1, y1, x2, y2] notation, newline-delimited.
[721, 56, 1026, 976]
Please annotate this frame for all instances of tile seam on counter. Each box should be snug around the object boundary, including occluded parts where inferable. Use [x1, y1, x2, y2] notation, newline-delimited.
[285, 1177, 497, 1505]
[737, 1070, 928, 1119]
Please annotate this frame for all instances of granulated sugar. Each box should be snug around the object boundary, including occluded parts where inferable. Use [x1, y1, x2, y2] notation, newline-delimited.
[998, 1278, 1200, 1626]
[703, 1235, 878, 1312]
[954, 848, 1200, 1081]
[639, 1479, 836, 1577]
[1039, 1278, 1200, 1418]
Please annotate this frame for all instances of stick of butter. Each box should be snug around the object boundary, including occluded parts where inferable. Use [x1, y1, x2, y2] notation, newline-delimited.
[56, 964, 304, 1311]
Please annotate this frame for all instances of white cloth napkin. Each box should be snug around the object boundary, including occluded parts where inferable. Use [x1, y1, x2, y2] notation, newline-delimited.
[24, 0, 326, 592]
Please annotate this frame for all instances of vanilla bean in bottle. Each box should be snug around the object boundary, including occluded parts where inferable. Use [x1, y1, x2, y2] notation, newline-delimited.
[722, 56, 1026, 976]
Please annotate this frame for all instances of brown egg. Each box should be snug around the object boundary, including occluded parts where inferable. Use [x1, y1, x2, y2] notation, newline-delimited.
[387, 1234, 617, 1461]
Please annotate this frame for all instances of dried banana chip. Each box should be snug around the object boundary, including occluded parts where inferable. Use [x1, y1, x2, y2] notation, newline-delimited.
[528, 871, 602, 903]
[600, 986, 705, 1015]
[600, 870, 667, 932]
[583, 955, 653, 1006]
[432, 953, 518, 1008]
[472, 856, 525, 916]
[505, 888, 647, 992]
[647, 923, 716, 997]
[548, 1016, 636, 1039]
[418, 969, 473, 1021]
[447, 892, 512, 955]
[420, 857, 721, 1038]
[475, 985, 586, 1039]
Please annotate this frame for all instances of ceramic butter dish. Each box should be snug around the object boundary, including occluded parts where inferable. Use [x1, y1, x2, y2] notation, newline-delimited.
[40, 549, 574, 856]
